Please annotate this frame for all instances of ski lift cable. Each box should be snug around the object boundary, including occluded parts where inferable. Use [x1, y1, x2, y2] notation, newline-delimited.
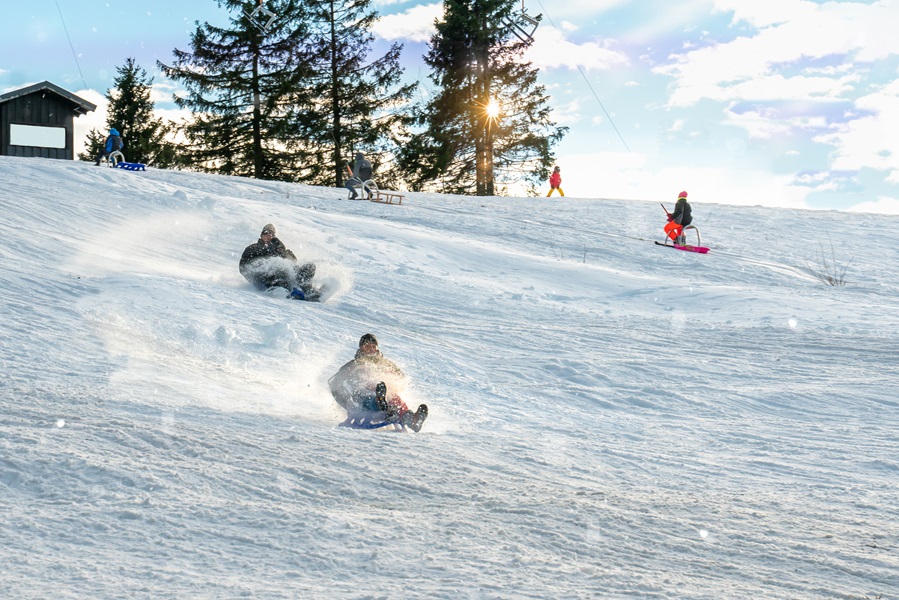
[54, 1, 88, 90]
[534, 0, 631, 153]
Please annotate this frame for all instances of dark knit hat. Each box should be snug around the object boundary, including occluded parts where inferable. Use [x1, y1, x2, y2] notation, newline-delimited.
[261, 223, 276, 236]
[359, 333, 378, 347]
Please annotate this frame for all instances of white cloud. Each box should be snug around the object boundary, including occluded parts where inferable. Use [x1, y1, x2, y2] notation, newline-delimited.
[373, 2, 442, 43]
[650, 0, 899, 187]
[524, 0, 628, 23]
[619, 0, 717, 46]
[526, 27, 629, 72]
[669, 73, 858, 108]
[71, 89, 107, 157]
[712, 0, 816, 28]
[723, 107, 818, 140]
[814, 79, 899, 179]
[845, 196, 899, 215]
[659, 1, 899, 107]
[552, 99, 584, 126]
[373, 0, 414, 7]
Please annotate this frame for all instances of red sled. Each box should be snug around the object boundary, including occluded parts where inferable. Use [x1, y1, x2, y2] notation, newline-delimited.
[655, 241, 709, 254]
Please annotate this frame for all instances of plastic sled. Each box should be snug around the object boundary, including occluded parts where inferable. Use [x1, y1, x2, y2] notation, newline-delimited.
[338, 410, 407, 431]
[114, 162, 146, 171]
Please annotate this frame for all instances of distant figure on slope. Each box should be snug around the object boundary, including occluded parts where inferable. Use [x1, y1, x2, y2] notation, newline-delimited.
[546, 166, 564, 197]
[94, 128, 124, 166]
[328, 333, 428, 432]
[239, 223, 322, 301]
[345, 152, 373, 199]
[664, 191, 693, 245]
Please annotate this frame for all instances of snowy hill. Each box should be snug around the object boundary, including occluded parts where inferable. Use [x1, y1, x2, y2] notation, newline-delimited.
[1, 155, 897, 599]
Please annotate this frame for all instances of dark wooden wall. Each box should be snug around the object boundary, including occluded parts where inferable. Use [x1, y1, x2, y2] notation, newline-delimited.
[1, 92, 76, 159]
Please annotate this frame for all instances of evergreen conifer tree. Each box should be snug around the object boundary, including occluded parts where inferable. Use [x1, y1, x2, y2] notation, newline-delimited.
[398, 0, 565, 196]
[289, 0, 415, 188]
[77, 129, 107, 164]
[79, 58, 177, 167]
[157, 0, 313, 180]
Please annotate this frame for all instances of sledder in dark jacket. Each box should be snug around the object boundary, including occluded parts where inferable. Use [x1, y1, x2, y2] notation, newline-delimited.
[94, 128, 124, 166]
[345, 152, 373, 199]
[665, 191, 693, 244]
[239, 223, 320, 300]
[328, 334, 428, 431]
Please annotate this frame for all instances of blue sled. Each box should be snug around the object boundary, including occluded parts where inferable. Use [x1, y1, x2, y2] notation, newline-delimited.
[338, 411, 407, 431]
[114, 162, 146, 171]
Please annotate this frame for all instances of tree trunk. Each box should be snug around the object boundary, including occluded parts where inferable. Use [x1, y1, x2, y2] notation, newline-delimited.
[329, 0, 344, 187]
[252, 47, 263, 178]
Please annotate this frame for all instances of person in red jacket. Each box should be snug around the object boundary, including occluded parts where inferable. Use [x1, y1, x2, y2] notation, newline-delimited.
[546, 166, 564, 197]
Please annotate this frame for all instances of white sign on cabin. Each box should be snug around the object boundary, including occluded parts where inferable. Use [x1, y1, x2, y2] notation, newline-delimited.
[10, 124, 67, 149]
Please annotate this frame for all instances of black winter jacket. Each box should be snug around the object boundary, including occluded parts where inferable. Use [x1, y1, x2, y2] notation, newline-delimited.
[671, 198, 692, 226]
[239, 237, 297, 274]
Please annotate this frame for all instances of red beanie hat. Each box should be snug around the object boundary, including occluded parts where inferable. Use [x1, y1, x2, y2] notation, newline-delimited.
[678, 191, 688, 199]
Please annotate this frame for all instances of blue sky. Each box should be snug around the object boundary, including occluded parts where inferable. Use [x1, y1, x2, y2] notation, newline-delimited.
[3, 0, 898, 213]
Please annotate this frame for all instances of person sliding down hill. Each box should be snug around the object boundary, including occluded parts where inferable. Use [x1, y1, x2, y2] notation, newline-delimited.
[239, 223, 323, 301]
[328, 334, 428, 432]
[664, 191, 693, 245]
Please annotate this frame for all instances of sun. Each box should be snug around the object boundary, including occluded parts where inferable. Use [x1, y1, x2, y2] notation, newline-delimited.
[485, 99, 501, 119]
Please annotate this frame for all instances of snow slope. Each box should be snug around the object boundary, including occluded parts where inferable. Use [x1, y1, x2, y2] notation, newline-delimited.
[1, 155, 897, 599]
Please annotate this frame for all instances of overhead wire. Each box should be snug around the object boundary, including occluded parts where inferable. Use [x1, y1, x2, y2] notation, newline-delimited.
[54, 0, 88, 90]
[533, 0, 631, 153]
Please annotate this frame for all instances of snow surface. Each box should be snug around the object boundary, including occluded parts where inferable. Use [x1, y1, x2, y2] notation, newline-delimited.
[1, 155, 898, 599]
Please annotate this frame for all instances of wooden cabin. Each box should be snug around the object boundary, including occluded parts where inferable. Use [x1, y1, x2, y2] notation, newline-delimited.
[0, 81, 96, 160]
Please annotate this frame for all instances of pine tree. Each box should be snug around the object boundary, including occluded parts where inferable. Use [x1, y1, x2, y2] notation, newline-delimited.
[157, 0, 313, 180]
[398, 0, 566, 196]
[288, 0, 415, 188]
[77, 129, 107, 164]
[79, 58, 177, 167]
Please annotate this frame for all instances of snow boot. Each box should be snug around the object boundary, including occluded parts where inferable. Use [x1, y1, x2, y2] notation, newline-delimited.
[375, 382, 389, 413]
[402, 404, 428, 432]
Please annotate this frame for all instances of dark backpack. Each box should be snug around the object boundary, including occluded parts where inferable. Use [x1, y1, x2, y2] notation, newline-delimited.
[357, 158, 372, 181]
[106, 135, 124, 153]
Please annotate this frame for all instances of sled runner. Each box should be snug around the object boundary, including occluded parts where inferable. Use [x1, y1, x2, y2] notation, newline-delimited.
[370, 190, 404, 205]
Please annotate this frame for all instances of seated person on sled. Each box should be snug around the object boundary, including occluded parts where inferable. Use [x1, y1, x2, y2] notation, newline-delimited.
[239, 223, 323, 301]
[664, 191, 693, 245]
[328, 334, 428, 432]
[94, 128, 124, 166]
